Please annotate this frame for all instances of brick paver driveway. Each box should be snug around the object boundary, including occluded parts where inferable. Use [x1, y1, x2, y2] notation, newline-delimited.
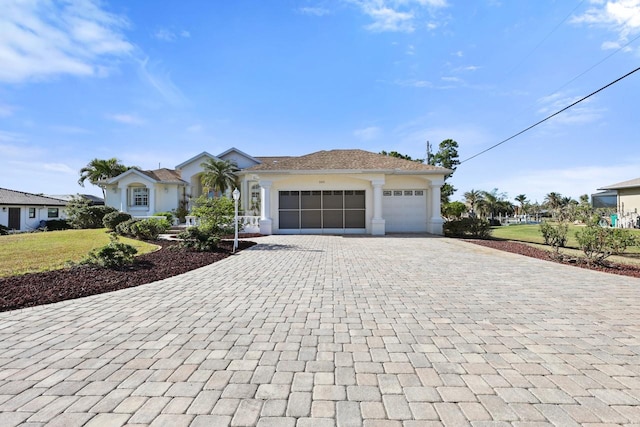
[1, 235, 640, 426]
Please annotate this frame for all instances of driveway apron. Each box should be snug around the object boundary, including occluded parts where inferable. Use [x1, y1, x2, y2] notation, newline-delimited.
[1, 235, 639, 426]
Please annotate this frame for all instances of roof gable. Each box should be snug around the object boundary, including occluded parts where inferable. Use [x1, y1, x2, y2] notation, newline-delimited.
[0, 188, 68, 206]
[175, 151, 219, 170]
[599, 177, 640, 190]
[217, 147, 262, 167]
[244, 149, 450, 173]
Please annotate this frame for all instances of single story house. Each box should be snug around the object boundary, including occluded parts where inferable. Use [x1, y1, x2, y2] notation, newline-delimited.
[0, 188, 67, 232]
[598, 177, 640, 228]
[49, 194, 105, 206]
[103, 148, 451, 235]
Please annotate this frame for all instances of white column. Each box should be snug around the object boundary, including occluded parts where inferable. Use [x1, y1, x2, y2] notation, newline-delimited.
[148, 185, 155, 214]
[371, 178, 385, 235]
[259, 180, 272, 235]
[120, 186, 127, 212]
[429, 179, 444, 235]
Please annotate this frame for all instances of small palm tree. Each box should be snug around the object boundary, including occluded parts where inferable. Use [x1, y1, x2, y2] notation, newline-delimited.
[200, 159, 238, 198]
[515, 194, 528, 215]
[78, 158, 129, 199]
[544, 192, 563, 219]
[463, 189, 483, 214]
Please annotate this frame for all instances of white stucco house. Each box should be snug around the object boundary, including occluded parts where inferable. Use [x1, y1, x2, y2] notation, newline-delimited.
[598, 177, 640, 228]
[103, 147, 451, 235]
[0, 188, 67, 232]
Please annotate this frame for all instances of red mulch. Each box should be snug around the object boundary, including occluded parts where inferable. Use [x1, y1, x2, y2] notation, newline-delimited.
[0, 239, 257, 312]
[467, 239, 640, 279]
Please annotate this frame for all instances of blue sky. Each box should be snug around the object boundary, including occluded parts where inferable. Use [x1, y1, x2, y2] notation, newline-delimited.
[1, 0, 639, 205]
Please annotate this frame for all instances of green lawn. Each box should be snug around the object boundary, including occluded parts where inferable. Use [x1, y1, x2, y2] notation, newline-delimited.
[0, 229, 158, 277]
[491, 223, 640, 263]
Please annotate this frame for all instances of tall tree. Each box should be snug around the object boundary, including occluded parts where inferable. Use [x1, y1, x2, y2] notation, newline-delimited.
[428, 139, 460, 204]
[463, 189, 483, 213]
[515, 194, 528, 215]
[200, 159, 238, 197]
[544, 192, 563, 219]
[478, 188, 512, 219]
[78, 158, 130, 200]
[379, 150, 424, 163]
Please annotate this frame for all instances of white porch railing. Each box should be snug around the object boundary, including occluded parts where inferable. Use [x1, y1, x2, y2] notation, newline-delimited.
[184, 215, 261, 233]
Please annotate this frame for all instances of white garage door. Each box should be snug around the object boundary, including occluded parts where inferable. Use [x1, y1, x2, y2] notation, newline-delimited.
[383, 189, 428, 233]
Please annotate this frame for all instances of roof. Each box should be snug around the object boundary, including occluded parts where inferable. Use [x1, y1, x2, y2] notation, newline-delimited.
[598, 177, 640, 190]
[106, 168, 187, 185]
[175, 151, 218, 169]
[0, 188, 68, 206]
[243, 149, 450, 174]
[48, 194, 105, 205]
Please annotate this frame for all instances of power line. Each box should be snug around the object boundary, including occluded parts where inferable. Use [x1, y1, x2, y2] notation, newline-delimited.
[460, 66, 640, 164]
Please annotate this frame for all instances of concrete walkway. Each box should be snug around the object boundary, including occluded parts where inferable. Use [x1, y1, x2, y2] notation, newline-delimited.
[1, 235, 640, 426]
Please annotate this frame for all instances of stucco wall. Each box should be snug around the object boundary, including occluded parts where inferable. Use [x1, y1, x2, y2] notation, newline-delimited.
[619, 188, 640, 214]
[0, 205, 64, 231]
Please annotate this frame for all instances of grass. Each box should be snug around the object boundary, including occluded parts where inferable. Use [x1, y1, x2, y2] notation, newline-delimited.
[0, 229, 159, 277]
[491, 223, 640, 265]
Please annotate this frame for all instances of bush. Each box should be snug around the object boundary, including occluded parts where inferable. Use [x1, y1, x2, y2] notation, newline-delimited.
[43, 219, 71, 231]
[539, 221, 568, 249]
[81, 235, 138, 268]
[115, 218, 139, 237]
[65, 197, 117, 229]
[153, 212, 174, 223]
[103, 211, 132, 230]
[443, 217, 492, 238]
[190, 196, 236, 236]
[130, 218, 170, 240]
[575, 225, 638, 265]
[177, 226, 221, 252]
[0, 224, 8, 235]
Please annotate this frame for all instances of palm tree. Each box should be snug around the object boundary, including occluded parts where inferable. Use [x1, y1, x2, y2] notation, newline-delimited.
[515, 194, 528, 216]
[463, 189, 483, 214]
[544, 192, 563, 219]
[200, 159, 238, 197]
[78, 158, 129, 199]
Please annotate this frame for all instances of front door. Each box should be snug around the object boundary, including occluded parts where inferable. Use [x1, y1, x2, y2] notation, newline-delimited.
[8, 207, 20, 230]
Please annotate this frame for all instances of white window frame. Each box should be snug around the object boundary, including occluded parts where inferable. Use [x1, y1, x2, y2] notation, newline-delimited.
[131, 187, 149, 207]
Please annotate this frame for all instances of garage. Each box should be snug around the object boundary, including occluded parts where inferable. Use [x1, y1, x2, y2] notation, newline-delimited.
[278, 190, 366, 233]
[383, 189, 428, 233]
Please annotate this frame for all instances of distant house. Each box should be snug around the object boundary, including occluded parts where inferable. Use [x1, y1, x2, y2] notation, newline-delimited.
[104, 147, 451, 235]
[0, 188, 67, 232]
[49, 194, 105, 206]
[597, 178, 640, 228]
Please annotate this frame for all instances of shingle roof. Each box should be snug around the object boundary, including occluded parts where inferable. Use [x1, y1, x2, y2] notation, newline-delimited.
[246, 150, 448, 173]
[0, 188, 68, 206]
[135, 168, 186, 184]
[598, 177, 640, 190]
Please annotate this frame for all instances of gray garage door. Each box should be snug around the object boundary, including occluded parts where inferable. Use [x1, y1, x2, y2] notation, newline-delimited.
[279, 190, 365, 232]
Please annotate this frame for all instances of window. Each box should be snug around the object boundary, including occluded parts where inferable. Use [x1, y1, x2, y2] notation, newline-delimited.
[415, 190, 424, 196]
[132, 187, 149, 206]
[393, 190, 403, 196]
[29, 208, 36, 218]
[404, 190, 413, 196]
[383, 190, 392, 196]
[47, 208, 59, 218]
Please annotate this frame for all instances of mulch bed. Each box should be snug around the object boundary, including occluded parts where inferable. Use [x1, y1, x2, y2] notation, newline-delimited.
[467, 239, 640, 279]
[0, 239, 257, 312]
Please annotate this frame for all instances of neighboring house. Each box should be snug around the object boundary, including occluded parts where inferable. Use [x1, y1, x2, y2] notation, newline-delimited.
[49, 194, 105, 206]
[0, 188, 67, 232]
[103, 147, 451, 235]
[597, 178, 640, 228]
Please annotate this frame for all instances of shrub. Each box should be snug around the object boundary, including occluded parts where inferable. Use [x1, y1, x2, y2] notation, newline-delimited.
[0, 224, 9, 235]
[153, 212, 174, 223]
[81, 235, 138, 268]
[173, 200, 189, 224]
[103, 211, 132, 230]
[43, 219, 71, 231]
[539, 221, 568, 249]
[441, 201, 467, 220]
[190, 196, 236, 236]
[115, 218, 138, 237]
[130, 218, 170, 240]
[443, 217, 492, 239]
[65, 197, 117, 229]
[575, 225, 638, 265]
[177, 226, 221, 252]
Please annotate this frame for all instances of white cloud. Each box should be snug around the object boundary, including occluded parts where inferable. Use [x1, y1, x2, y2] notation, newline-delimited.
[572, 0, 640, 46]
[153, 27, 191, 42]
[299, 7, 331, 16]
[347, 0, 448, 33]
[0, 104, 16, 118]
[107, 113, 145, 125]
[50, 125, 91, 134]
[354, 126, 382, 141]
[43, 163, 75, 174]
[536, 92, 604, 125]
[394, 78, 433, 87]
[0, 0, 134, 83]
[137, 58, 187, 107]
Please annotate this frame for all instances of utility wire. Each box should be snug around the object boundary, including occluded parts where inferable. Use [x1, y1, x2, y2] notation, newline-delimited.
[460, 66, 640, 164]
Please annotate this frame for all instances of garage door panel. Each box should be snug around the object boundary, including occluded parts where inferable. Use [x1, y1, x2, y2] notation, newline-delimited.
[383, 189, 427, 233]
